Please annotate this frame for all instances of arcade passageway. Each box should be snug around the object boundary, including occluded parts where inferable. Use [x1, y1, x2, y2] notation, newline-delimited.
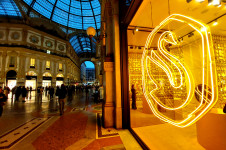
[0, 90, 141, 150]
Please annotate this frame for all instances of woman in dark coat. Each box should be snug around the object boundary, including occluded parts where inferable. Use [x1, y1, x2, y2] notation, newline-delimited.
[131, 84, 137, 109]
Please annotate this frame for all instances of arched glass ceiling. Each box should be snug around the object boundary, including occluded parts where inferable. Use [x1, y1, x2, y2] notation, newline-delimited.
[70, 34, 96, 56]
[22, 0, 101, 30]
[0, 0, 22, 17]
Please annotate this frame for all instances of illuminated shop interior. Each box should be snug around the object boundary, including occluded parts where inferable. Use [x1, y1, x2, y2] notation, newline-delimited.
[128, 0, 226, 149]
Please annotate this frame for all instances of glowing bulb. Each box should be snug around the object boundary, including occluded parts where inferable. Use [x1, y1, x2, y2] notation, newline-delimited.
[196, 0, 204, 2]
[213, 20, 218, 26]
[200, 27, 206, 32]
[211, 0, 221, 6]
[135, 28, 139, 32]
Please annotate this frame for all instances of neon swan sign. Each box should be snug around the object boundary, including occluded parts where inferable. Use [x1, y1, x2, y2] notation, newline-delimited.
[141, 14, 218, 128]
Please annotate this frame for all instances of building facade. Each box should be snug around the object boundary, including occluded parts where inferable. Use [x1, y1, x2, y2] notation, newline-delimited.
[86, 68, 95, 83]
[0, 23, 80, 89]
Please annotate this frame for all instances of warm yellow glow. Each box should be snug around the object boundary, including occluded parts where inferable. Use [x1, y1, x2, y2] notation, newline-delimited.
[57, 73, 64, 77]
[213, 20, 218, 26]
[59, 63, 63, 70]
[141, 14, 218, 128]
[196, 0, 204, 2]
[30, 58, 35, 67]
[26, 71, 37, 76]
[86, 26, 96, 37]
[212, 0, 221, 6]
[43, 72, 52, 77]
[46, 61, 50, 69]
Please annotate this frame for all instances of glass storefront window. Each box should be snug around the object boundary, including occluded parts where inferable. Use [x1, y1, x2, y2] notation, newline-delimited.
[46, 61, 50, 69]
[127, 1, 226, 149]
[59, 63, 62, 71]
[30, 58, 35, 68]
[9, 56, 15, 67]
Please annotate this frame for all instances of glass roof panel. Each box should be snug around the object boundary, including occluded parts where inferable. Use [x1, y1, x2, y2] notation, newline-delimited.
[70, 1, 81, 9]
[33, 2, 52, 19]
[82, 9, 93, 16]
[22, 0, 101, 30]
[81, 2, 91, 10]
[91, 0, 100, 8]
[23, 0, 33, 6]
[0, 0, 22, 17]
[70, 7, 81, 16]
[56, 0, 69, 12]
[48, 0, 56, 4]
[52, 14, 68, 26]
[70, 34, 96, 56]
[93, 7, 100, 16]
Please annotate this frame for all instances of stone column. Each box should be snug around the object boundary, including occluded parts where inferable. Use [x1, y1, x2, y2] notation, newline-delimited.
[52, 60, 57, 87]
[112, 0, 122, 129]
[37, 59, 43, 87]
[103, 61, 115, 127]
[0, 51, 7, 86]
[17, 54, 26, 86]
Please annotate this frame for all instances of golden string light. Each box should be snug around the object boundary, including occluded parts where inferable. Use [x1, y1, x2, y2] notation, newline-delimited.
[141, 14, 218, 128]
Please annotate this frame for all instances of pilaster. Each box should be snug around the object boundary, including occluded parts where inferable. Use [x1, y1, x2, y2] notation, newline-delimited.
[103, 61, 115, 128]
[0, 52, 7, 86]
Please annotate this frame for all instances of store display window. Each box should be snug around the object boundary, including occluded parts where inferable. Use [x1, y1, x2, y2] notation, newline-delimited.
[127, 1, 226, 149]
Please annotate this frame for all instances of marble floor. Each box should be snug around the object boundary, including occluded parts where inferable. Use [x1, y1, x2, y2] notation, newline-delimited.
[0, 91, 141, 150]
[131, 107, 205, 150]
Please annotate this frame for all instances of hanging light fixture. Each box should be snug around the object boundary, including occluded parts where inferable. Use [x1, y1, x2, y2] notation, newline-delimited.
[196, 0, 205, 2]
[86, 26, 107, 44]
[208, 0, 221, 6]
[212, 20, 218, 26]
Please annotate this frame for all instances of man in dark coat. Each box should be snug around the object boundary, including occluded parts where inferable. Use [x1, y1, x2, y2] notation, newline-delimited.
[0, 86, 7, 117]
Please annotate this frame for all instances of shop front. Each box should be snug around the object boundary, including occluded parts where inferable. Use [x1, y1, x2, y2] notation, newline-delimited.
[25, 71, 37, 90]
[6, 70, 17, 90]
[56, 73, 64, 87]
[42, 72, 52, 87]
[124, 1, 226, 149]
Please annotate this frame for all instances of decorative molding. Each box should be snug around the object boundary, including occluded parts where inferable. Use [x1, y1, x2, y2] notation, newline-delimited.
[29, 35, 39, 44]
[27, 31, 41, 46]
[56, 42, 66, 52]
[0, 30, 5, 40]
[8, 30, 22, 41]
[11, 32, 20, 40]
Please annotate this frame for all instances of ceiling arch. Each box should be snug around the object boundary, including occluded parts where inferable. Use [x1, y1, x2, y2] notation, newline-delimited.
[69, 33, 96, 57]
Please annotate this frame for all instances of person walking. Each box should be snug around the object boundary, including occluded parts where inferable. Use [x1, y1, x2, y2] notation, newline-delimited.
[4, 86, 10, 99]
[15, 86, 21, 101]
[0, 86, 7, 117]
[21, 86, 27, 102]
[11, 86, 17, 100]
[131, 84, 137, 109]
[55, 86, 60, 100]
[49, 86, 54, 100]
[58, 84, 67, 116]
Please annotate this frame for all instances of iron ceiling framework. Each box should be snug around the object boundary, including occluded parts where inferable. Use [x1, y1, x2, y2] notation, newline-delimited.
[18, 0, 100, 56]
